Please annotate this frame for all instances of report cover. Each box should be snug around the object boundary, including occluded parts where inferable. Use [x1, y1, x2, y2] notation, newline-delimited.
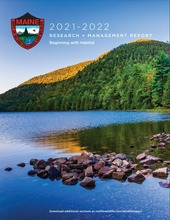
[0, 0, 169, 220]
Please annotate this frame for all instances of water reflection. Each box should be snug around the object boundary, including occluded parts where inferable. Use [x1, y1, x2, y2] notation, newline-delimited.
[34, 121, 170, 161]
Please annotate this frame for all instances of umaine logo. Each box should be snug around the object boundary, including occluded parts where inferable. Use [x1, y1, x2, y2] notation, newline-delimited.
[11, 13, 44, 50]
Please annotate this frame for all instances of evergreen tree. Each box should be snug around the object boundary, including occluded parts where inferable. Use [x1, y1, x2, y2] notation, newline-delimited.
[151, 51, 170, 107]
[162, 74, 170, 108]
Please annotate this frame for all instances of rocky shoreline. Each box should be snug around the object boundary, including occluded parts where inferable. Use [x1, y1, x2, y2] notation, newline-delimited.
[4, 133, 170, 189]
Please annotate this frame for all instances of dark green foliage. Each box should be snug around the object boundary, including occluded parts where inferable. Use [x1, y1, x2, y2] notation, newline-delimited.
[151, 51, 170, 107]
[0, 40, 169, 111]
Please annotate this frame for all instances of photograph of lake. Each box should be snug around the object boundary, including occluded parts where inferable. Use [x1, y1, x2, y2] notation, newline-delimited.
[0, 111, 169, 220]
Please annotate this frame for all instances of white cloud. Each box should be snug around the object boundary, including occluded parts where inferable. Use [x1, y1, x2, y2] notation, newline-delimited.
[16, 27, 39, 34]
[28, 27, 39, 34]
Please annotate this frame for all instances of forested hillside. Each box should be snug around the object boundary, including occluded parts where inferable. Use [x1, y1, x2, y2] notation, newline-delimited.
[0, 40, 169, 111]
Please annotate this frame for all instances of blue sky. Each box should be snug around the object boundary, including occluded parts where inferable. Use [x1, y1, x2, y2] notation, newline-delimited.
[0, 0, 169, 94]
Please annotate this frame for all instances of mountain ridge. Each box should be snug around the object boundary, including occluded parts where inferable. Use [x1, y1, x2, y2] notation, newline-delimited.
[0, 40, 169, 111]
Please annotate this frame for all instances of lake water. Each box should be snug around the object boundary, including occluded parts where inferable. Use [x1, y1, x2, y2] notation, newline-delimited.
[25, 37, 36, 44]
[0, 111, 169, 220]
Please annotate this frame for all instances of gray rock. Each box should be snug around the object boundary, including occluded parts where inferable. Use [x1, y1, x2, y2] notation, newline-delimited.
[69, 164, 87, 170]
[17, 162, 25, 167]
[115, 153, 128, 160]
[77, 156, 89, 164]
[30, 159, 38, 165]
[153, 167, 168, 179]
[69, 155, 79, 162]
[85, 166, 93, 177]
[61, 164, 71, 172]
[102, 169, 114, 178]
[110, 164, 119, 171]
[62, 172, 78, 181]
[53, 157, 67, 165]
[45, 165, 50, 171]
[80, 177, 95, 187]
[136, 152, 147, 160]
[34, 159, 47, 169]
[37, 170, 49, 179]
[81, 151, 94, 158]
[63, 176, 78, 185]
[159, 181, 170, 188]
[70, 169, 82, 174]
[28, 170, 37, 176]
[78, 172, 85, 180]
[116, 168, 122, 172]
[83, 157, 100, 166]
[131, 164, 138, 170]
[121, 168, 132, 176]
[140, 155, 162, 165]
[135, 169, 152, 177]
[98, 166, 110, 177]
[112, 171, 127, 181]
[48, 165, 61, 180]
[121, 160, 131, 168]
[112, 158, 123, 167]
[5, 167, 12, 171]
[94, 160, 105, 171]
[128, 173, 145, 184]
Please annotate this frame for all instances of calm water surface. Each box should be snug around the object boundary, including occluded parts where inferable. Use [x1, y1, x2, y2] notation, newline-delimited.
[0, 111, 169, 220]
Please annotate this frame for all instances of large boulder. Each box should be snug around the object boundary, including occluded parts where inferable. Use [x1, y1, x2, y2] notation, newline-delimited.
[63, 176, 78, 185]
[37, 170, 49, 179]
[153, 167, 168, 179]
[53, 157, 67, 165]
[47, 165, 61, 180]
[121, 168, 132, 176]
[102, 169, 114, 179]
[128, 173, 145, 184]
[85, 166, 93, 177]
[62, 172, 78, 182]
[135, 169, 152, 177]
[34, 159, 47, 169]
[80, 177, 95, 188]
[78, 172, 85, 180]
[77, 156, 89, 164]
[28, 170, 37, 176]
[30, 159, 38, 165]
[98, 166, 110, 177]
[94, 160, 105, 171]
[61, 164, 71, 172]
[112, 172, 127, 181]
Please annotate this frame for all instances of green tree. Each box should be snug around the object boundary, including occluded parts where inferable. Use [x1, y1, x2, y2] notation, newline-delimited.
[151, 51, 170, 107]
[162, 74, 170, 108]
